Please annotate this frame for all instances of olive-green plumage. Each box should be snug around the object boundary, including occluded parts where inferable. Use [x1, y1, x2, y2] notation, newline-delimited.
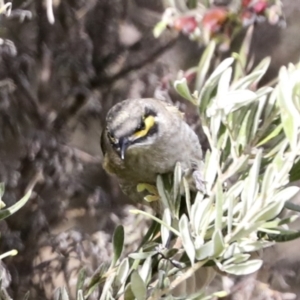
[101, 98, 204, 209]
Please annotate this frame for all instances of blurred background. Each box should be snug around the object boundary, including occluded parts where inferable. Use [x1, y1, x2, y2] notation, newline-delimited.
[0, 0, 300, 299]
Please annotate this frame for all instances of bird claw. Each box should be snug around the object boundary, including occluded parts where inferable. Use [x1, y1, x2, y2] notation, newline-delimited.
[137, 183, 160, 202]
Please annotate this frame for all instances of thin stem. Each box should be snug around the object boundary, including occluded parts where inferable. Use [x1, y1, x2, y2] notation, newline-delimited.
[130, 209, 180, 236]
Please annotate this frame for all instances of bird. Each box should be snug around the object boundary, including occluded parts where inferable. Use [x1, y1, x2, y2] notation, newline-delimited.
[101, 98, 204, 212]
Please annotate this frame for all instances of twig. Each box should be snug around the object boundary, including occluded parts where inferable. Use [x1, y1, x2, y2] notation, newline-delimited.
[90, 37, 177, 88]
[148, 260, 208, 300]
[59, 144, 101, 164]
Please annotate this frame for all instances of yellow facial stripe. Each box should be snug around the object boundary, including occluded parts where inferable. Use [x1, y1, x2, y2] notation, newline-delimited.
[133, 115, 155, 139]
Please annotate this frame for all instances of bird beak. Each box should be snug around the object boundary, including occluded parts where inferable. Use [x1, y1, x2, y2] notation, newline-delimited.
[119, 137, 130, 160]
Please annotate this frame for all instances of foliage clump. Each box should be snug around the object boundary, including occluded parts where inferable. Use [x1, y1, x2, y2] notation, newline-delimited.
[1, 0, 300, 300]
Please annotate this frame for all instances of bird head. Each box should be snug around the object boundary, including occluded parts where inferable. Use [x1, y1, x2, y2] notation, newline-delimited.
[105, 99, 163, 160]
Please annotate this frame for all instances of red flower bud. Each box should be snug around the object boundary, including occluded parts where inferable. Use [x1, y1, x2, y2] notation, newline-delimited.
[202, 7, 228, 33]
[253, 0, 268, 14]
[173, 16, 198, 34]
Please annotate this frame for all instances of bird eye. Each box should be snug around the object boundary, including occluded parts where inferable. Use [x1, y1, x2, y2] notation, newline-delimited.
[136, 119, 146, 131]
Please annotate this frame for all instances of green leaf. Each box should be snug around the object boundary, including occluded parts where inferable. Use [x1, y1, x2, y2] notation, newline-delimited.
[241, 149, 262, 214]
[111, 225, 124, 267]
[138, 220, 160, 248]
[199, 57, 235, 112]
[196, 40, 216, 91]
[23, 291, 30, 300]
[173, 162, 182, 204]
[0, 189, 32, 220]
[230, 221, 264, 242]
[203, 149, 219, 192]
[277, 66, 300, 151]
[179, 214, 195, 265]
[85, 263, 109, 297]
[0, 182, 4, 199]
[221, 90, 258, 114]
[250, 56, 271, 86]
[131, 271, 147, 300]
[223, 259, 263, 275]
[222, 156, 248, 183]
[130, 209, 180, 236]
[210, 110, 222, 146]
[139, 256, 152, 282]
[156, 175, 171, 210]
[212, 230, 224, 257]
[264, 86, 278, 119]
[77, 290, 84, 300]
[223, 243, 240, 260]
[250, 92, 268, 140]
[226, 180, 244, 199]
[236, 105, 255, 148]
[174, 78, 194, 103]
[227, 196, 234, 237]
[55, 287, 69, 300]
[183, 177, 191, 218]
[187, 0, 199, 9]
[232, 70, 265, 90]
[272, 186, 300, 204]
[100, 274, 115, 300]
[195, 240, 213, 260]
[260, 164, 275, 204]
[264, 229, 300, 242]
[285, 201, 300, 212]
[252, 200, 285, 223]
[215, 182, 223, 231]
[192, 197, 213, 235]
[234, 54, 270, 89]
[129, 251, 158, 260]
[124, 283, 135, 300]
[162, 208, 171, 247]
[76, 268, 86, 298]
[238, 240, 274, 252]
[217, 66, 232, 96]
[223, 254, 251, 266]
[233, 25, 253, 81]
[257, 124, 283, 146]
[153, 21, 168, 38]
[115, 258, 130, 287]
[289, 157, 300, 181]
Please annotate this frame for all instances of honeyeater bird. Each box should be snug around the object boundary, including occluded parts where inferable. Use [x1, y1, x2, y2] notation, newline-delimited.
[101, 98, 204, 211]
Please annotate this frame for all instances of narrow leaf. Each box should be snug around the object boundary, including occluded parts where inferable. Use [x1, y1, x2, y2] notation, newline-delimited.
[212, 230, 224, 257]
[162, 208, 171, 247]
[174, 78, 194, 102]
[111, 225, 124, 267]
[277, 66, 300, 151]
[179, 214, 195, 265]
[131, 271, 147, 300]
[115, 258, 130, 287]
[223, 260, 263, 275]
[196, 40, 216, 91]
[0, 189, 32, 220]
[195, 240, 213, 260]
[252, 200, 285, 223]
